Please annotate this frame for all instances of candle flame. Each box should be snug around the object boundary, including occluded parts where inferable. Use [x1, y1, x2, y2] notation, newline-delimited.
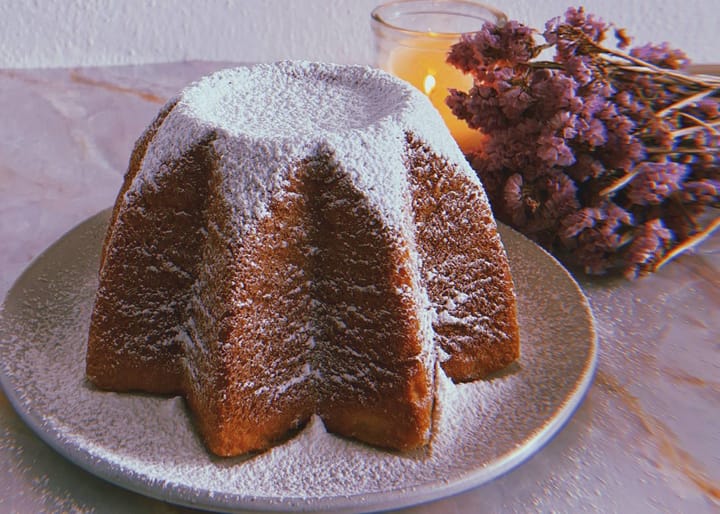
[423, 74, 436, 95]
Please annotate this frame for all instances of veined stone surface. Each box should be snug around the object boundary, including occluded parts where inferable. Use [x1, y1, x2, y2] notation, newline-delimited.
[0, 62, 718, 513]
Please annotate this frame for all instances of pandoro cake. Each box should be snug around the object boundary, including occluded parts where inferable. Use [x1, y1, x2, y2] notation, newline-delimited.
[86, 61, 520, 457]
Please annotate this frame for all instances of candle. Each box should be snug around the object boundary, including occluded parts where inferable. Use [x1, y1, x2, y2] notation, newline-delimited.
[386, 38, 478, 152]
[371, 0, 507, 154]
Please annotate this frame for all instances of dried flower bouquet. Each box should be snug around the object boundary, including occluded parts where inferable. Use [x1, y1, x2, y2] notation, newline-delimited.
[446, 7, 719, 277]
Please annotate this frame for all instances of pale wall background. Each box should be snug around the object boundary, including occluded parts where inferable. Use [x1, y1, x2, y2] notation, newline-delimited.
[1, 0, 718, 69]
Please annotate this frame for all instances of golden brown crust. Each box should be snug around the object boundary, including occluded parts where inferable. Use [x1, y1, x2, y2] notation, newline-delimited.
[308, 154, 434, 451]
[87, 107, 519, 457]
[99, 99, 179, 269]
[406, 133, 520, 381]
[86, 103, 215, 394]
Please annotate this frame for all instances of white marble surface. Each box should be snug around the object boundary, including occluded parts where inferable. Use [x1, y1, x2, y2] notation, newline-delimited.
[0, 62, 718, 513]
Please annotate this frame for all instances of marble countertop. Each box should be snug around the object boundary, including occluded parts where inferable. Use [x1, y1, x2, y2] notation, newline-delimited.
[0, 62, 718, 513]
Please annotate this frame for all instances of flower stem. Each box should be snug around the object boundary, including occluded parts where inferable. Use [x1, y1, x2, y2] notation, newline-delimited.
[597, 47, 720, 88]
[654, 216, 720, 271]
[672, 114, 720, 138]
[646, 147, 719, 155]
[657, 89, 719, 118]
[600, 170, 639, 196]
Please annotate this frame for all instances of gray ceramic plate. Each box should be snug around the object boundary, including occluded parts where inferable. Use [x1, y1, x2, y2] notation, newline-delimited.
[0, 209, 596, 513]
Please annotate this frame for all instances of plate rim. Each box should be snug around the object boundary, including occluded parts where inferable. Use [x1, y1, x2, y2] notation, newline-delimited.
[0, 208, 597, 513]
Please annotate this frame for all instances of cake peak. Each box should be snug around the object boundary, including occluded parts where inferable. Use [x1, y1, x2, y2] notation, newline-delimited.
[134, 61, 469, 231]
[180, 62, 414, 141]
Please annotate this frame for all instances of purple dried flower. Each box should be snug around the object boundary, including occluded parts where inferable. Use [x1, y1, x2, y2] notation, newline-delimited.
[624, 219, 673, 278]
[537, 134, 575, 167]
[576, 117, 607, 147]
[626, 161, 690, 205]
[557, 200, 635, 274]
[544, 7, 609, 62]
[647, 118, 675, 150]
[446, 89, 477, 127]
[560, 201, 632, 244]
[563, 6, 608, 43]
[680, 179, 720, 203]
[445, 36, 481, 74]
[602, 201, 634, 240]
[580, 92, 611, 118]
[565, 55, 594, 85]
[560, 207, 602, 239]
[530, 73, 581, 117]
[499, 169, 579, 245]
[447, 20, 535, 72]
[630, 42, 689, 70]
[543, 169, 581, 218]
[543, 17, 560, 46]
[614, 28, 632, 49]
[566, 153, 605, 183]
[696, 98, 719, 119]
[503, 173, 526, 226]
[446, 8, 719, 277]
[547, 111, 578, 139]
[613, 90, 633, 110]
[497, 86, 533, 120]
[574, 227, 621, 274]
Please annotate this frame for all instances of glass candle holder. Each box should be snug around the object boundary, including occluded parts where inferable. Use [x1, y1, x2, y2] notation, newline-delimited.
[371, 0, 506, 153]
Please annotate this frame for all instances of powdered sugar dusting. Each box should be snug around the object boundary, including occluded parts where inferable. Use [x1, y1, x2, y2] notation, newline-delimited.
[93, 60, 512, 457]
[0, 211, 596, 511]
[129, 61, 469, 232]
